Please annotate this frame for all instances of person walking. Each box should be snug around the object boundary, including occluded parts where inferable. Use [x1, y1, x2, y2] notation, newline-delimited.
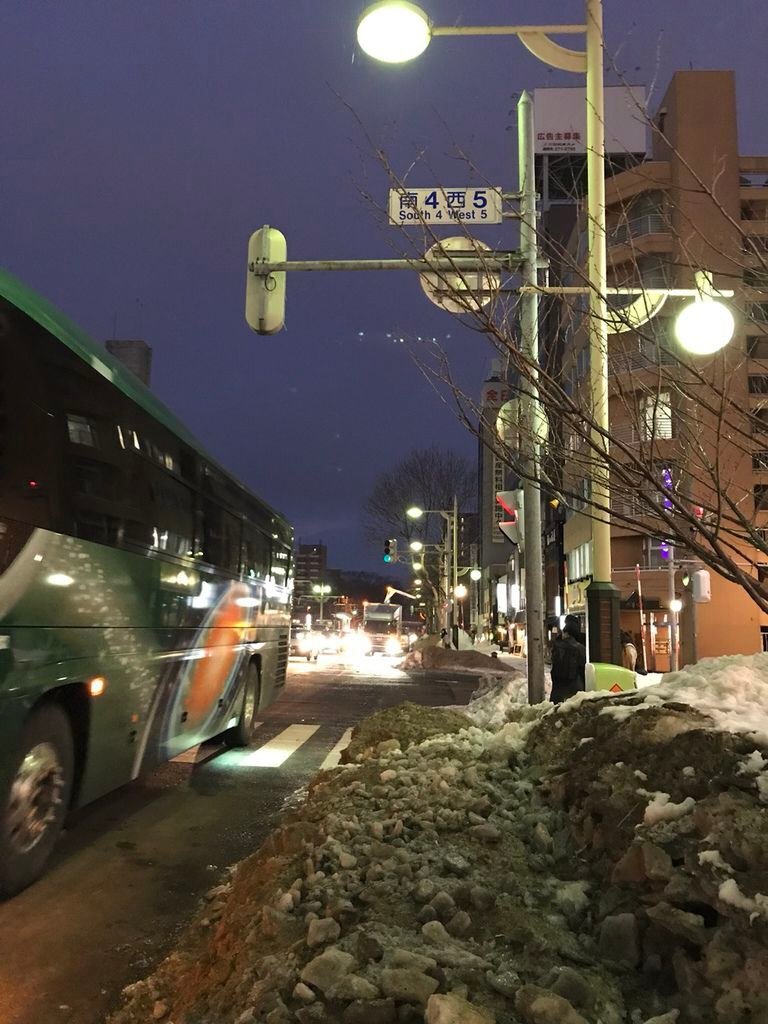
[550, 618, 587, 703]
[621, 630, 638, 671]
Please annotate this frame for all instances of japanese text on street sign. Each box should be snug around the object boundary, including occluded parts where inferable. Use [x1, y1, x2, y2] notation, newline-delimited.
[388, 187, 503, 226]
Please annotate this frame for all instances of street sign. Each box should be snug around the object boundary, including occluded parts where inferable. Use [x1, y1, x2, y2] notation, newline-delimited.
[389, 187, 503, 226]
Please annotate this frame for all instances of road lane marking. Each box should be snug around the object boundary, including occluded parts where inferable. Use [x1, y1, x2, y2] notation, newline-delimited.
[238, 724, 320, 767]
[320, 728, 353, 770]
[171, 723, 264, 764]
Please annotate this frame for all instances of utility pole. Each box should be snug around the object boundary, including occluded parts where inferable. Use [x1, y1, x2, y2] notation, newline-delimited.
[517, 91, 546, 703]
[668, 546, 678, 672]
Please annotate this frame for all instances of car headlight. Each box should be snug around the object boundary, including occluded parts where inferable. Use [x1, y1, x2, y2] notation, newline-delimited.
[385, 637, 401, 656]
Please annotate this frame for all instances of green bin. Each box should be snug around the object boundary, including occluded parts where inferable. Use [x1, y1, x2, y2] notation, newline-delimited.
[585, 662, 637, 694]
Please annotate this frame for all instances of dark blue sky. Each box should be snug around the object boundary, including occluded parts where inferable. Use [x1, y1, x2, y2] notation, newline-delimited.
[3, 1, 766, 571]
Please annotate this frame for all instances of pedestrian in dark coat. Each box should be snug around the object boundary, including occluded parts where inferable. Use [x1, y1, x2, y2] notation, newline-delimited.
[550, 618, 587, 703]
[564, 614, 587, 647]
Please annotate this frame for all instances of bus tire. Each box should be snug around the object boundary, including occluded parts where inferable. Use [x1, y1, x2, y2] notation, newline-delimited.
[225, 662, 260, 748]
[0, 703, 74, 899]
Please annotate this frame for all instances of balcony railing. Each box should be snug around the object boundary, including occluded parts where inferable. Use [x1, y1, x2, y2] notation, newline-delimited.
[608, 344, 679, 376]
[608, 212, 667, 248]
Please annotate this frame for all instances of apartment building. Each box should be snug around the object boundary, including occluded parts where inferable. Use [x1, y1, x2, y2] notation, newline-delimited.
[559, 70, 766, 668]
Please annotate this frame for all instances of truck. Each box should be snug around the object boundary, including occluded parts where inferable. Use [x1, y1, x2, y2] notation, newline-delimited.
[362, 602, 404, 656]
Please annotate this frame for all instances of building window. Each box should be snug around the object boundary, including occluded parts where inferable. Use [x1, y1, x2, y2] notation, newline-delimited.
[754, 451, 768, 471]
[67, 414, 98, 447]
[748, 337, 768, 360]
[567, 541, 592, 581]
[749, 375, 768, 395]
[754, 485, 768, 511]
[752, 408, 768, 435]
[641, 392, 672, 440]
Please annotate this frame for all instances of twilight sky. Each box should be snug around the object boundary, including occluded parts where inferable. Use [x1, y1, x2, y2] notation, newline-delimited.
[2, 1, 767, 572]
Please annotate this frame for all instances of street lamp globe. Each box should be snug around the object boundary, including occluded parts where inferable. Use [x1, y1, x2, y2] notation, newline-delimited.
[469, 568, 482, 582]
[412, 560, 423, 571]
[454, 584, 468, 599]
[669, 598, 683, 613]
[674, 296, 735, 356]
[409, 540, 424, 552]
[406, 506, 424, 519]
[357, 1, 431, 64]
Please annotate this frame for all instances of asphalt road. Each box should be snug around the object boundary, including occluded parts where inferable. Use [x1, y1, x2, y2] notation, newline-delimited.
[0, 657, 478, 1024]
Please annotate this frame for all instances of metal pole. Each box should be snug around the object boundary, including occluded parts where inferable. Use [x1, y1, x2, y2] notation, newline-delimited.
[452, 495, 459, 649]
[439, 538, 449, 636]
[517, 91, 546, 704]
[668, 547, 678, 672]
[584, 0, 620, 664]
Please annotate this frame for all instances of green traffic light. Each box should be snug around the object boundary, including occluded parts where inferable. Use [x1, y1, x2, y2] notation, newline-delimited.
[383, 554, 392, 562]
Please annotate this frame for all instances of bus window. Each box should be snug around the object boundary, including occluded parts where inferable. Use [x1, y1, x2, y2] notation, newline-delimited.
[242, 522, 270, 579]
[66, 414, 99, 447]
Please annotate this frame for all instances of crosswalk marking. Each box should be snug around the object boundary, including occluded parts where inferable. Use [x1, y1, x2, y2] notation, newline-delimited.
[171, 723, 264, 764]
[320, 727, 353, 771]
[238, 724, 320, 767]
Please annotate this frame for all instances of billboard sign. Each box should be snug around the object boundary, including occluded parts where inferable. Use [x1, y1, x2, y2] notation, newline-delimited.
[533, 86, 647, 155]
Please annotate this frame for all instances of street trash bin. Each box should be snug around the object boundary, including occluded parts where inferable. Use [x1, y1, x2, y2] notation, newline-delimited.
[585, 662, 637, 694]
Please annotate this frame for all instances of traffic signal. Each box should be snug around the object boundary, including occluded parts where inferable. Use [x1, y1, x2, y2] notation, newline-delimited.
[383, 538, 398, 563]
[245, 225, 287, 335]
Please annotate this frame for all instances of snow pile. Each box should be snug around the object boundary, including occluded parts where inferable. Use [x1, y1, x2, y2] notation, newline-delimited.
[400, 644, 521, 676]
[600, 653, 768, 744]
[641, 793, 697, 826]
[110, 656, 768, 1024]
[453, 673, 530, 731]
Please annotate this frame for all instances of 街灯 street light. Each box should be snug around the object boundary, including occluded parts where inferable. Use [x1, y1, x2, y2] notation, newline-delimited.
[357, 1, 735, 687]
[312, 583, 332, 621]
[406, 500, 458, 638]
[409, 540, 424, 552]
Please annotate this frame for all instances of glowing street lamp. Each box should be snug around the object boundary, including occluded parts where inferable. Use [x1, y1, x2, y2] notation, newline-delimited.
[454, 584, 468, 599]
[409, 539, 424, 552]
[674, 274, 735, 355]
[312, 582, 332, 621]
[404, 500, 458, 636]
[412, 560, 423, 571]
[469, 568, 482, 582]
[356, 1, 431, 63]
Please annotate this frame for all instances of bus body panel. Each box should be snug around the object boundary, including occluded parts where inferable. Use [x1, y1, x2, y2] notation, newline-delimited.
[0, 269, 293, 834]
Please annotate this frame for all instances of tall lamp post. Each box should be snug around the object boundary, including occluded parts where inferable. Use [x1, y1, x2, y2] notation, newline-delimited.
[356, 0, 736, 677]
[407, 499, 458, 644]
[357, 0, 614, 674]
[312, 583, 332, 622]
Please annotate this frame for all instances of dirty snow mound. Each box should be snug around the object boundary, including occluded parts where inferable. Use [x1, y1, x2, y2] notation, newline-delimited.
[110, 654, 768, 1024]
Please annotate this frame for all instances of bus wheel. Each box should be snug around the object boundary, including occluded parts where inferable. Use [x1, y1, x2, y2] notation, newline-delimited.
[225, 662, 260, 748]
[0, 704, 74, 899]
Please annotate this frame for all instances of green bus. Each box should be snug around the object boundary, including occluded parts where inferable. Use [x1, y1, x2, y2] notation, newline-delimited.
[0, 268, 293, 897]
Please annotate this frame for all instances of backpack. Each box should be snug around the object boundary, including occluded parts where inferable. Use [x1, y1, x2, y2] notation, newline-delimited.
[551, 636, 586, 685]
